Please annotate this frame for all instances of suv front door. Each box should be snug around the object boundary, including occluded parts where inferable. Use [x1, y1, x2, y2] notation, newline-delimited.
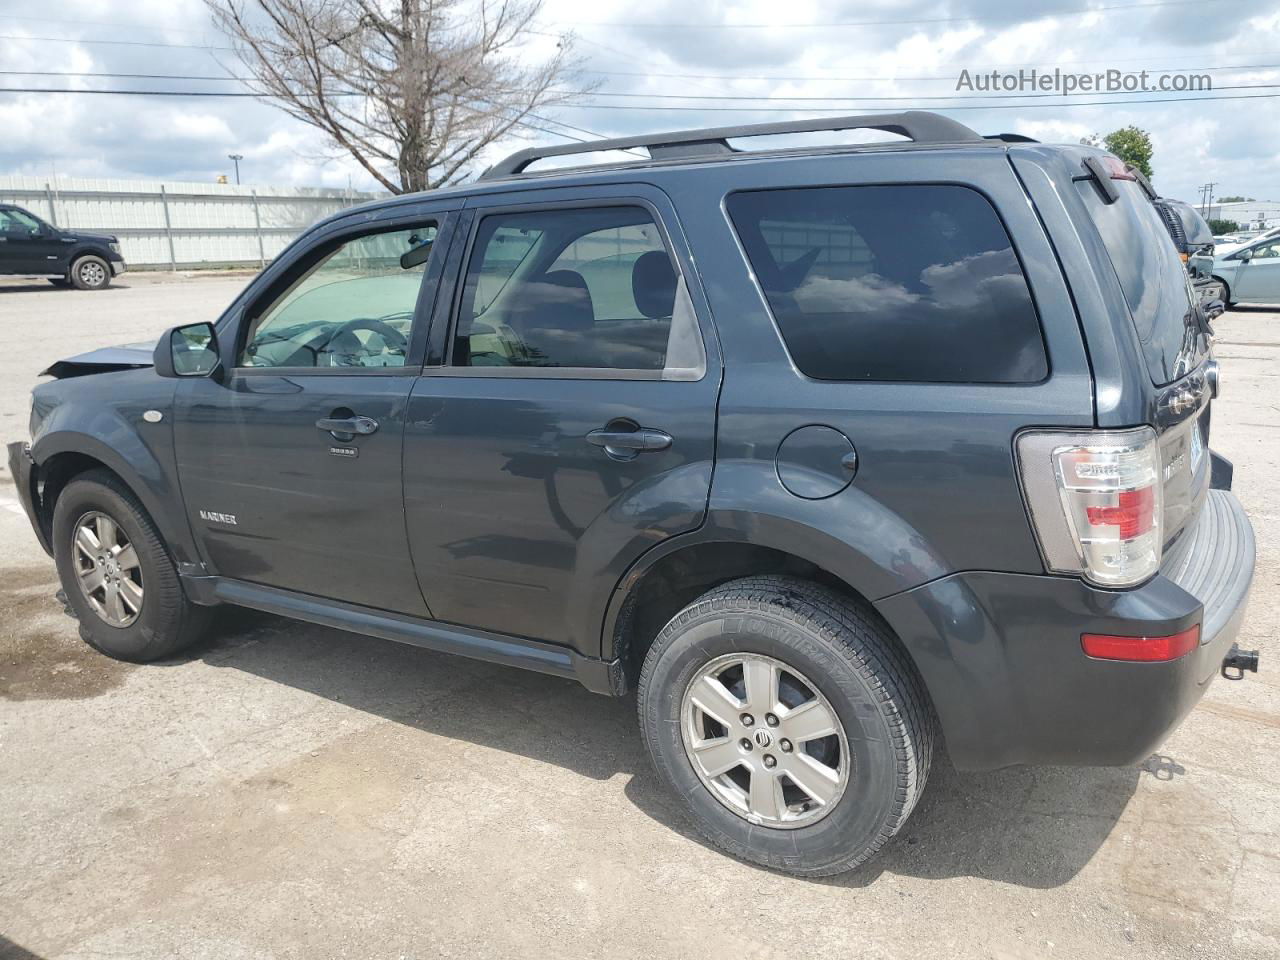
[403, 187, 721, 655]
[173, 206, 458, 616]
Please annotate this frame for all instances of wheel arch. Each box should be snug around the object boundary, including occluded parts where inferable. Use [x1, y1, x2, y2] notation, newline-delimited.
[1211, 274, 1232, 303]
[31, 432, 199, 568]
[602, 517, 941, 708]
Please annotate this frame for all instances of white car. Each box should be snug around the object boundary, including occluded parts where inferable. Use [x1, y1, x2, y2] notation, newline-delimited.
[1193, 236, 1280, 307]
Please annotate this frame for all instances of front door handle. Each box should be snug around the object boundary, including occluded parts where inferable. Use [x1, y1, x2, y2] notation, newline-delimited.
[316, 415, 379, 441]
[586, 426, 672, 461]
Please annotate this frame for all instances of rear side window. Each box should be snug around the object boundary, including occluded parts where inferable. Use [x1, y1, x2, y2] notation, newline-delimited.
[1075, 177, 1207, 385]
[726, 185, 1047, 383]
[453, 205, 704, 375]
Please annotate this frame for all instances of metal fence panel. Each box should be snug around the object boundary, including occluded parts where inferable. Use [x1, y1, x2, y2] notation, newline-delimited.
[0, 175, 383, 269]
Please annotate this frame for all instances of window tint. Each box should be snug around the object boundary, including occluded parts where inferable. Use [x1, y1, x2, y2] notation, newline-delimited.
[1075, 177, 1206, 385]
[727, 185, 1048, 383]
[453, 206, 685, 371]
[240, 224, 436, 369]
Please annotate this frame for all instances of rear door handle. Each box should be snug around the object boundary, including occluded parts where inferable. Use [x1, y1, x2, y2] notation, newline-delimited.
[316, 415, 379, 440]
[586, 426, 672, 460]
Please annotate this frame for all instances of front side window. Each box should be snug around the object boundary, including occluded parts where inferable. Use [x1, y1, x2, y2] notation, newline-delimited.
[240, 224, 437, 369]
[0, 208, 42, 235]
[453, 206, 700, 373]
[1250, 241, 1280, 259]
[727, 184, 1048, 383]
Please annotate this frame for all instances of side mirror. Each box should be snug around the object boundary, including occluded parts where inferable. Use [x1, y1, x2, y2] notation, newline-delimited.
[1204, 299, 1226, 321]
[1238, 247, 1254, 262]
[154, 322, 223, 379]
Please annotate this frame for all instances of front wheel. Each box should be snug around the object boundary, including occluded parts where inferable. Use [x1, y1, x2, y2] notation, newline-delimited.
[1205, 277, 1232, 308]
[638, 576, 935, 876]
[70, 255, 112, 290]
[53, 470, 209, 662]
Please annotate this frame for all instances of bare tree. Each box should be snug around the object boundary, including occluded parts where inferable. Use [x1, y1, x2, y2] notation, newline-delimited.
[205, 0, 589, 193]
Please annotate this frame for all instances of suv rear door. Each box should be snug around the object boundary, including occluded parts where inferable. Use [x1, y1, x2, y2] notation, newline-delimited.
[402, 184, 720, 655]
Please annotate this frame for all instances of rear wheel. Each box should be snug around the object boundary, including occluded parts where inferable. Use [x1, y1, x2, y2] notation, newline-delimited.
[53, 470, 209, 662]
[70, 255, 111, 290]
[638, 576, 935, 876]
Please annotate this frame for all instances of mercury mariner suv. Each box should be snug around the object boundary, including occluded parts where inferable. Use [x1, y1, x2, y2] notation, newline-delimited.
[8, 113, 1259, 876]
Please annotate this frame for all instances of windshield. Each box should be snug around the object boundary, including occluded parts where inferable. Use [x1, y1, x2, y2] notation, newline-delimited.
[1076, 177, 1209, 385]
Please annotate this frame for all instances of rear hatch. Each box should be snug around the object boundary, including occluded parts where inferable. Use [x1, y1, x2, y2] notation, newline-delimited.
[1072, 160, 1214, 553]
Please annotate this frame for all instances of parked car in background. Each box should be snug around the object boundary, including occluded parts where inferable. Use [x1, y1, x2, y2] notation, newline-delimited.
[0, 204, 126, 289]
[1193, 235, 1280, 307]
[7, 115, 1258, 877]
[1155, 197, 1215, 265]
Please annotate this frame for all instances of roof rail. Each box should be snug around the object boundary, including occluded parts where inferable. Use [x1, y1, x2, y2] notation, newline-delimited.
[481, 111, 984, 180]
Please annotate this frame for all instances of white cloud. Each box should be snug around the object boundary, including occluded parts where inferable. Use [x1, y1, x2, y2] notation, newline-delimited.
[0, 0, 1278, 205]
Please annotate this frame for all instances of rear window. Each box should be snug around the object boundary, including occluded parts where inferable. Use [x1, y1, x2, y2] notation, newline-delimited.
[726, 184, 1047, 383]
[1076, 177, 1208, 385]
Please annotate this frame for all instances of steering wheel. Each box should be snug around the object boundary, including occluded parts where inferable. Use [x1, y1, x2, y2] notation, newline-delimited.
[321, 316, 409, 365]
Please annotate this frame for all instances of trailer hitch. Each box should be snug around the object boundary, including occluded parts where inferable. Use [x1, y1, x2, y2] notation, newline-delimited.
[1222, 644, 1260, 681]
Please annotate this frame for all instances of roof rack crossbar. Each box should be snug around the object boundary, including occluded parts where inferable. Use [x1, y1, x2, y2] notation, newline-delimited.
[481, 111, 983, 180]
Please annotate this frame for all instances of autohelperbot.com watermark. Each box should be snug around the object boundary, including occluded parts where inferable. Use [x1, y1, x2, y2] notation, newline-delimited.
[956, 68, 1211, 95]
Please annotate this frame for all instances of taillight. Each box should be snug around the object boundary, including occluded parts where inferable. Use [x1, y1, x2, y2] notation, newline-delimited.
[1082, 625, 1200, 661]
[1098, 155, 1137, 180]
[1016, 427, 1163, 587]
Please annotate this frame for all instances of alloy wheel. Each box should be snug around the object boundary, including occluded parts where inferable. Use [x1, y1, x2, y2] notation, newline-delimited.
[681, 653, 850, 829]
[73, 511, 143, 627]
[78, 260, 106, 288]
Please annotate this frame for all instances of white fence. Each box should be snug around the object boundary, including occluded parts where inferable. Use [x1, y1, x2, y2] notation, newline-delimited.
[0, 175, 384, 269]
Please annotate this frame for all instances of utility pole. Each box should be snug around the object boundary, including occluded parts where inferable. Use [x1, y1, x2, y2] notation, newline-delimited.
[1200, 182, 1217, 217]
[228, 154, 244, 185]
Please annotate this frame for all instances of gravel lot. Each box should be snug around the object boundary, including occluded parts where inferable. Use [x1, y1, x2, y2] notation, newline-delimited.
[0, 272, 1277, 960]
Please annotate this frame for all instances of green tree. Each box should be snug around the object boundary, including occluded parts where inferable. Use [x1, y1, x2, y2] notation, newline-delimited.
[1208, 219, 1240, 234]
[1102, 126, 1154, 180]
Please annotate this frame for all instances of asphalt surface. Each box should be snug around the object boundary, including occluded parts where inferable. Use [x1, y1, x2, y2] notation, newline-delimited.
[0, 272, 1277, 960]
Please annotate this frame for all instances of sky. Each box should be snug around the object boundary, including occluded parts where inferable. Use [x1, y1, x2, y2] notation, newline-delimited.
[1, 0, 1279, 206]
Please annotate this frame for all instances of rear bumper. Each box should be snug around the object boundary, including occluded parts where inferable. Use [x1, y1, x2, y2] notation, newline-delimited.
[6, 440, 51, 555]
[877, 488, 1255, 771]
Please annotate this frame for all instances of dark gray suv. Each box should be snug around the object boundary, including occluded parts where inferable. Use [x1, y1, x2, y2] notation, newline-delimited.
[7, 113, 1258, 876]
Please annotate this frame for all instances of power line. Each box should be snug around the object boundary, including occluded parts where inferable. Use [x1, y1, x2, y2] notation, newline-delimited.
[0, 14, 217, 36]
[5, 61, 1280, 89]
[553, 90, 1280, 111]
[0, 87, 294, 97]
[559, 0, 1233, 29]
[0, 33, 233, 51]
[558, 82, 1277, 104]
[0, 70, 252, 82]
[581, 59, 1280, 83]
[6, 86, 1280, 112]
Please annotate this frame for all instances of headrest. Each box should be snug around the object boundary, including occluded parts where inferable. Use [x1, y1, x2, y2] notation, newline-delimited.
[631, 251, 677, 319]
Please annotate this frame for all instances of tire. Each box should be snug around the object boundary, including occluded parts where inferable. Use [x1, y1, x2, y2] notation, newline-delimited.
[52, 469, 209, 662]
[70, 255, 112, 290]
[638, 575, 935, 877]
